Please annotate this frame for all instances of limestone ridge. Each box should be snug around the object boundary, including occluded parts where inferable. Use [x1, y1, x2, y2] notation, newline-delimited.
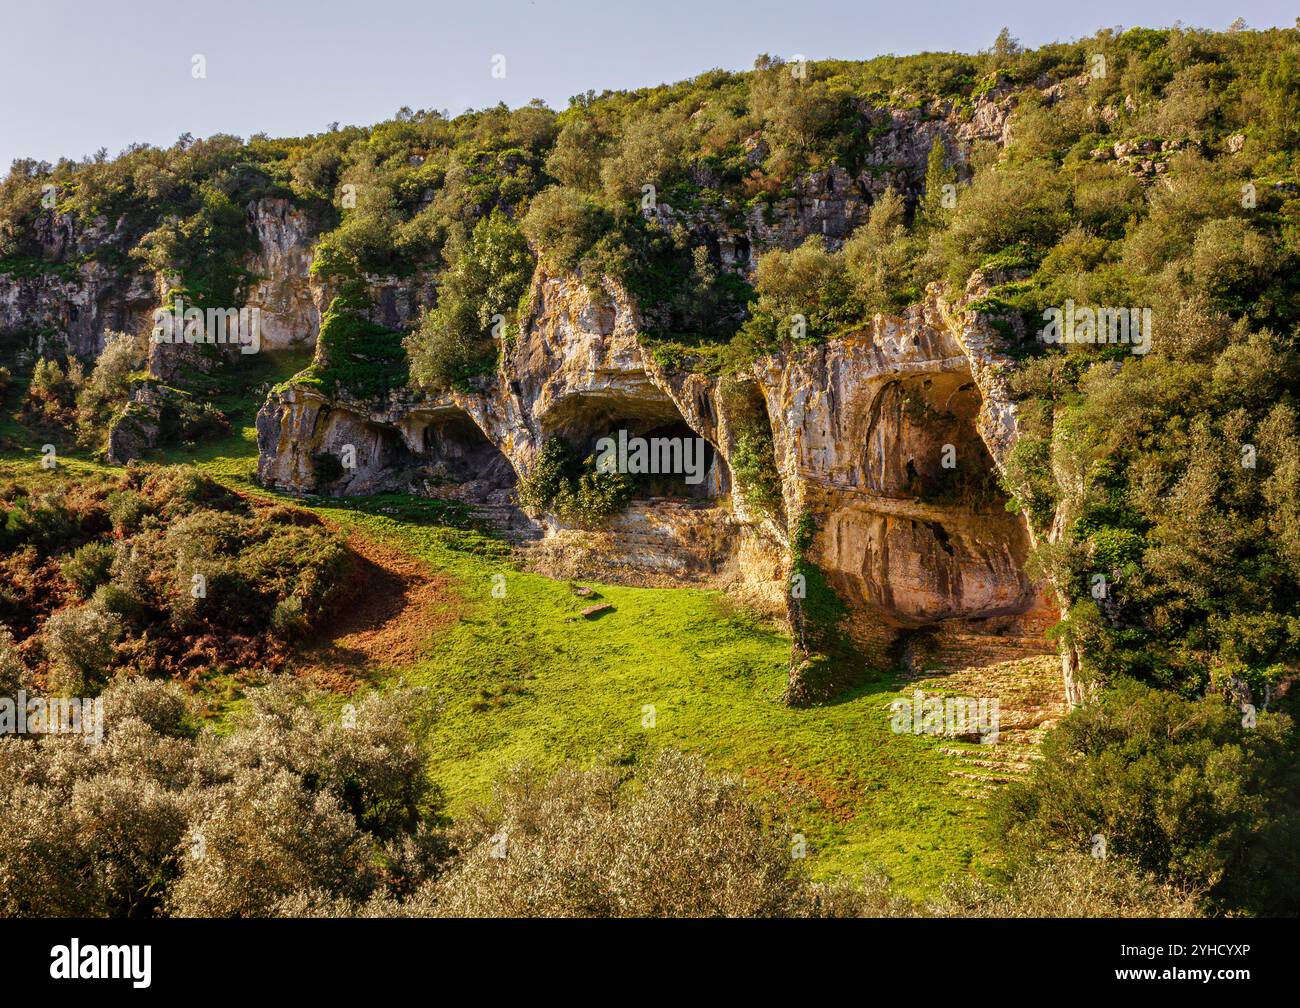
[249, 83, 1056, 704]
[255, 267, 1057, 703]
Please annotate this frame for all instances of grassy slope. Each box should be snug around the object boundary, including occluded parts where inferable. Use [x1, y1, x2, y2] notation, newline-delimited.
[312, 505, 989, 888]
[0, 350, 992, 892]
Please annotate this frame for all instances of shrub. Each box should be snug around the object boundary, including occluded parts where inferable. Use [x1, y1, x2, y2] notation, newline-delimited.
[106, 490, 148, 535]
[736, 236, 862, 352]
[76, 329, 147, 442]
[1000, 436, 1057, 530]
[934, 850, 1202, 918]
[176, 400, 230, 442]
[0, 625, 26, 694]
[992, 680, 1300, 916]
[21, 357, 83, 432]
[843, 186, 925, 313]
[270, 596, 307, 640]
[407, 209, 533, 393]
[431, 751, 805, 917]
[61, 541, 116, 598]
[42, 602, 123, 694]
[938, 162, 1071, 284]
[0, 677, 443, 918]
[520, 185, 605, 272]
[721, 377, 782, 515]
[516, 437, 634, 526]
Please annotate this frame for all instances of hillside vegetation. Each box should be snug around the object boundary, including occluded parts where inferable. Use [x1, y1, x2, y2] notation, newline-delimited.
[0, 23, 1298, 916]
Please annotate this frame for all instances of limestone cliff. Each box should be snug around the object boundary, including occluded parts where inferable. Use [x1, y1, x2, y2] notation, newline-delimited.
[0, 211, 155, 362]
[256, 268, 1057, 701]
[251, 84, 1059, 702]
[933, 272, 1090, 705]
[243, 198, 321, 350]
[104, 198, 326, 460]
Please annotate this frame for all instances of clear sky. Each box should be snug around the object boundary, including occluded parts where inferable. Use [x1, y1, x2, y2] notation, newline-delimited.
[1, 0, 1295, 171]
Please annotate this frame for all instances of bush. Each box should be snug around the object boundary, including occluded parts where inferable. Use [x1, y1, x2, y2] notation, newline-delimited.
[1, 465, 347, 684]
[106, 490, 148, 535]
[1000, 436, 1058, 530]
[61, 541, 116, 598]
[430, 751, 806, 917]
[0, 625, 27, 694]
[735, 236, 862, 352]
[0, 677, 443, 918]
[270, 596, 307, 639]
[520, 185, 605, 272]
[42, 602, 123, 694]
[992, 680, 1300, 915]
[843, 187, 925, 313]
[516, 437, 634, 526]
[407, 209, 533, 393]
[934, 850, 1202, 918]
[721, 377, 782, 514]
[938, 162, 1071, 284]
[76, 329, 147, 443]
[22, 357, 83, 432]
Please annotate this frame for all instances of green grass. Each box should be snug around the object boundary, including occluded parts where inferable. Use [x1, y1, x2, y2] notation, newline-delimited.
[302, 499, 991, 892]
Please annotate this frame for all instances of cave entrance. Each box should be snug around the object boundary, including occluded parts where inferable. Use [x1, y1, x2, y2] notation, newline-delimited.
[542, 391, 725, 502]
[416, 408, 516, 498]
[863, 372, 1002, 508]
[621, 419, 719, 501]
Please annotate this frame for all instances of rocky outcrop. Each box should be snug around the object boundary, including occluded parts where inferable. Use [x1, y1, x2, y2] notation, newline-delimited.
[932, 274, 1089, 706]
[755, 305, 1051, 662]
[0, 209, 160, 361]
[244, 198, 320, 349]
[642, 88, 1017, 274]
[257, 269, 1057, 700]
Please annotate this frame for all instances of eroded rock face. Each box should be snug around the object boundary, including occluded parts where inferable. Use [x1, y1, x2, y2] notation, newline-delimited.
[244, 198, 320, 350]
[2, 199, 327, 373]
[753, 306, 1052, 666]
[0, 260, 155, 362]
[932, 276, 1087, 704]
[0, 211, 159, 361]
[256, 270, 1056, 686]
[641, 89, 1017, 278]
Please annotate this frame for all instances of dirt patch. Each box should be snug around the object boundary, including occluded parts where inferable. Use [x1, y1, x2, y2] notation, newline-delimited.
[293, 530, 462, 692]
[744, 753, 861, 824]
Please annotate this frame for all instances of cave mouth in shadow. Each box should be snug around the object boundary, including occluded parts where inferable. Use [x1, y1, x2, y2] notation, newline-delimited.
[417, 409, 517, 493]
[542, 391, 725, 502]
[863, 371, 1005, 508]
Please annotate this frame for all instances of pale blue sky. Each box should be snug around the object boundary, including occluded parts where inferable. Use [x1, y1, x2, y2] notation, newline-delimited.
[1, 0, 1295, 171]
